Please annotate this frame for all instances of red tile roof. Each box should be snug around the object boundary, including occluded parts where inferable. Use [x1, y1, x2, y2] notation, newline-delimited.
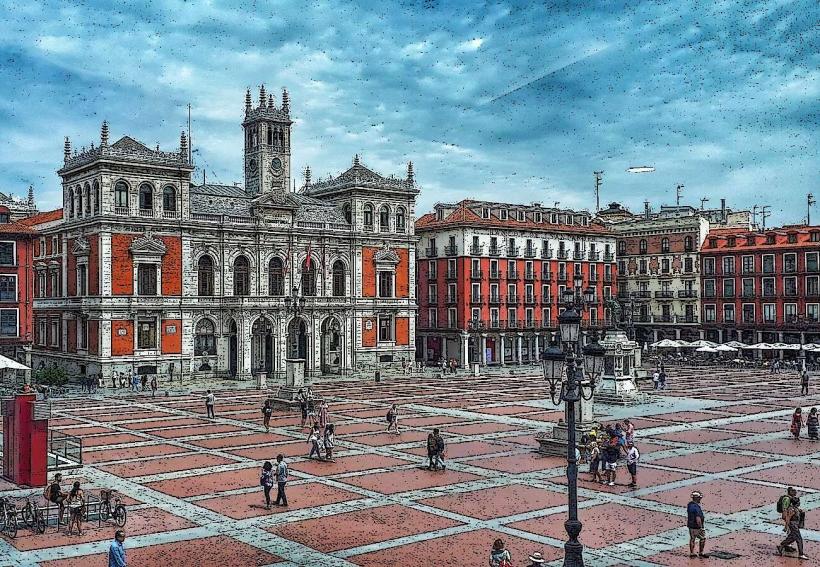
[0, 221, 35, 235]
[19, 208, 63, 227]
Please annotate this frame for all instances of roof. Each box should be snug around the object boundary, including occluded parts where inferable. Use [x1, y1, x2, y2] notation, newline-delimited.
[304, 157, 416, 195]
[191, 184, 253, 199]
[0, 221, 35, 235]
[416, 200, 612, 236]
[110, 136, 151, 152]
[19, 208, 63, 227]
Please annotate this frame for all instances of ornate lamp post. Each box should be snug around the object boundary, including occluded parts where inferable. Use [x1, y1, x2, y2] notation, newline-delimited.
[541, 286, 605, 567]
[283, 285, 306, 316]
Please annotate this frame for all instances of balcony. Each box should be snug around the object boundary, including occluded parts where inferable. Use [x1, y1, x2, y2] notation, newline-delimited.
[114, 206, 130, 216]
[425, 247, 438, 258]
[488, 246, 501, 257]
[506, 246, 520, 258]
[445, 269, 458, 280]
[653, 315, 674, 323]
[603, 274, 613, 283]
[524, 271, 537, 281]
[444, 245, 458, 256]
[603, 253, 614, 262]
[634, 290, 652, 300]
[558, 272, 568, 282]
[588, 251, 600, 261]
[470, 269, 483, 280]
[573, 250, 585, 260]
[162, 211, 179, 219]
[488, 294, 502, 305]
[678, 290, 698, 299]
[469, 244, 484, 255]
[677, 315, 699, 324]
[635, 315, 651, 323]
[617, 290, 631, 300]
[505, 320, 520, 330]
[557, 249, 569, 260]
[445, 294, 458, 304]
[524, 247, 537, 258]
[524, 294, 536, 305]
[506, 293, 519, 304]
[654, 290, 675, 299]
[541, 248, 554, 259]
[138, 208, 154, 218]
[470, 294, 483, 304]
[658, 270, 673, 278]
[636, 270, 650, 278]
[542, 271, 553, 282]
[489, 270, 500, 280]
[506, 270, 519, 280]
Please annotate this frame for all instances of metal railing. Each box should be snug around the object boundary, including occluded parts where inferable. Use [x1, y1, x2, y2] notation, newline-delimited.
[48, 430, 83, 471]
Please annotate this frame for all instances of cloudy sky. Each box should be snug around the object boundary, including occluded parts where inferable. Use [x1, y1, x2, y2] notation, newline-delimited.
[0, 1, 816, 225]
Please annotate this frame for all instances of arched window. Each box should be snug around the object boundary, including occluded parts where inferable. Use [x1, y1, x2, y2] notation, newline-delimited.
[301, 258, 316, 296]
[163, 186, 176, 212]
[114, 181, 129, 210]
[396, 206, 406, 233]
[363, 204, 373, 228]
[233, 255, 250, 296]
[379, 205, 390, 232]
[684, 236, 694, 252]
[93, 180, 100, 213]
[76, 186, 83, 217]
[266, 126, 272, 145]
[268, 257, 284, 295]
[67, 188, 75, 218]
[639, 239, 647, 254]
[194, 319, 215, 356]
[198, 255, 214, 296]
[139, 183, 153, 211]
[332, 260, 345, 297]
[661, 237, 670, 253]
[342, 204, 352, 224]
[84, 183, 91, 214]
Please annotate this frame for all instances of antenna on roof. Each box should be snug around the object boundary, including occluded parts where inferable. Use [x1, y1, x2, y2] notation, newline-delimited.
[593, 171, 603, 213]
[761, 205, 771, 230]
[700, 197, 709, 210]
[187, 103, 193, 163]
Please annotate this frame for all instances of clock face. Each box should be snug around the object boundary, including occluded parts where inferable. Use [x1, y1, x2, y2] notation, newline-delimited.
[271, 158, 282, 172]
[249, 159, 258, 172]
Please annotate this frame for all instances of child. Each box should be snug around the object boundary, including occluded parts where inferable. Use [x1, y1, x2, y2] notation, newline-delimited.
[323, 424, 335, 462]
[588, 439, 602, 484]
[307, 424, 323, 460]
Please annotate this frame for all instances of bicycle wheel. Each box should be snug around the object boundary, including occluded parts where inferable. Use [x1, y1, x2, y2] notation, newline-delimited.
[99, 501, 111, 521]
[113, 505, 126, 527]
[5, 512, 17, 538]
[20, 503, 33, 528]
[34, 509, 45, 534]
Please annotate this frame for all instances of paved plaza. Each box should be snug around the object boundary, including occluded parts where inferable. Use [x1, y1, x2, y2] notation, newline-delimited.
[1, 367, 819, 566]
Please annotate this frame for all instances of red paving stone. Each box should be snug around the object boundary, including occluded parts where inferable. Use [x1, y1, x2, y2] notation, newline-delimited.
[333, 421, 391, 435]
[514, 411, 566, 422]
[552, 466, 693, 491]
[187, 432, 293, 448]
[717, 420, 789, 434]
[467, 404, 540, 415]
[51, 426, 114, 436]
[421, 483, 571, 520]
[644, 411, 731, 423]
[78, 433, 148, 447]
[649, 428, 749, 444]
[227, 441, 311, 460]
[651, 450, 768, 473]
[641, 478, 784, 513]
[120, 416, 209, 430]
[741, 438, 820, 456]
[196, 481, 360, 519]
[446, 421, 528, 435]
[349, 528, 561, 566]
[267, 504, 462, 552]
[290, 453, 414, 476]
[400, 414, 472, 427]
[345, 430, 430, 446]
[40, 535, 280, 567]
[83, 443, 191, 464]
[339, 467, 482, 495]
[471, 452, 565, 474]
[403, 440, 517, 459]
[150, 423, 247, 438]
[720, 403, 784, 415]
[509, 502, 682, 548]
[740, 461, 820, 491]
[647, 529, 798, 566]
[98, 452, 236, 478]
[146, 465, 262, 497]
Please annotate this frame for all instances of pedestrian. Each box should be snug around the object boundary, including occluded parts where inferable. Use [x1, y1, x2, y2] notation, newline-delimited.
[44, 473, 66, 525]
[150, 375, 157, 398]
[525, 552, 546, 566]
[108, 530, 127, 567]
[659, 369, 667, 390]
[111, 372, 117, 389]
[140, 374, 148, 392]
[588, 439, 602, 483]
[626, 441, 640, 488]
[317, 399, 329, 430]
[801, 370, 810, 395]
[297, 389, 308, 428]
[790, 407, 804, 440]
[687, 491, 707, 558]
[274, 454, 288, 507]
[131, 372, 139, 393]
[624, 418, 635, 445]
[260, 461, 274, 509]
[307, 424, 323, 459]
[262, 399, 273, 432]
[777, 496, 808, 559]
[66, 481, 85, 536]
[119, 372, 126, 389]
[386, 403, 399, 434]
[652, 369, 660, 390]
[778, 487, 800, 553]
[807, 407, 819, 440]
[489, 537, 513, 567]
[432, 428, 446, 471]
[306, 395, 317, 426]
[205, 389, 215, 419]
[426, 431, 437, 470]
[603, 436, 619, 486]
[323, 423, 335, 462]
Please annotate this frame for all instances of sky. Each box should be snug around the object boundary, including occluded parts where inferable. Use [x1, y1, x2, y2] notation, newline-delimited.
[0, 0, 817, 226]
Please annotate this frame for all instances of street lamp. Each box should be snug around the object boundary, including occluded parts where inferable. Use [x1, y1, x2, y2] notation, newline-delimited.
[542, 291, 606, 567]
[283, 286, 306, 315]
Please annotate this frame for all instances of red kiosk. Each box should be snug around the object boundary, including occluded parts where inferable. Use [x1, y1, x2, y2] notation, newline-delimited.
[2, 393, 48, 487]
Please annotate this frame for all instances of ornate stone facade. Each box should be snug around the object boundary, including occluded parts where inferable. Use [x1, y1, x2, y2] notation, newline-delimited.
[30, 88, 418, 380]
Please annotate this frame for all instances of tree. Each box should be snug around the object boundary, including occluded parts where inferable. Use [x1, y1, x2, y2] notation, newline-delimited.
[34, 366, 68, 387]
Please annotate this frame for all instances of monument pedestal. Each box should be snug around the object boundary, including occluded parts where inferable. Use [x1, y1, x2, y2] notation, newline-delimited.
[535, 391, 595, 456]
[595, 376, 649, 405]
[255, 372, 267, 391]
[273, 359, 306, 408]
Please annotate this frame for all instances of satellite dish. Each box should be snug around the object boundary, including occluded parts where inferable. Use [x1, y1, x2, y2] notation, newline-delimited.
[626, 166, 655, 173]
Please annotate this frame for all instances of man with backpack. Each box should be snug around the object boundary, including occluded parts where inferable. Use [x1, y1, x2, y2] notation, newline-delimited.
[777, 496, 808, 559]
[430, 428, 446, 471]
[777, 488, 800, 553]
[386, 404, 399, 434]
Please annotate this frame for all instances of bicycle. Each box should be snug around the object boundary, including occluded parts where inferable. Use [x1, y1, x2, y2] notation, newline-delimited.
[98, 490, 127, 527]
[20, 496, 46, 534]
[0, 497, 18, 538]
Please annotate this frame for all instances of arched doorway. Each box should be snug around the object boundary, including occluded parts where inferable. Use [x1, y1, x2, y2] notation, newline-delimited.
[287, 317, 308, 362]
[228, 319, 238, 377]
[321, 317, 342, 374]
[252, 316, 274, 373]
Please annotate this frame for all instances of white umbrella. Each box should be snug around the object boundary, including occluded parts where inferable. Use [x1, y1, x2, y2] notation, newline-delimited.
[746, 343, 773, 350]
[651, 339, 682, 348]
[696, 346, 718, 353]
[724, 341, 748, 349]
[0, 354, 29, 370]
[769, 343, 801, 350]
[802, 343, 820, 351]
[685, 340, 718, 349]
[715, 344, 738, 352]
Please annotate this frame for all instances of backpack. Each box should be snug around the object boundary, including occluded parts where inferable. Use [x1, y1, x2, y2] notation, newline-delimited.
[777, 495, 790, 514]
[386, 410, 394, 423]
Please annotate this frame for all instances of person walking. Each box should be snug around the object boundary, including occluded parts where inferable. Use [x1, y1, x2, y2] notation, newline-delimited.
[652, 369, 660, 390]
[262, 399, 273, 432]
[317, 399, 329, 430]
[260, 461, 275, 509]
[790, 407, 804, 440]
[807, 407, 818, 440]
[687, 491, 707, 558]
[604, 436, 619, 486]
[800, 370, 810, 396]
[274, 454, 288, 507]
[150, 375, 158, 398]
[626, 441, 640, 488]
[386, 403, 399, 434]
[426, 431, 437, 470]
[131, 372, 140, 393]
[297, 389, 308, 428]
[588, 439, 602, 483]
[205, 390, 215, 419]
[111, 372, 118, 389]
[44, 473, 67, 525]
[323, 423, 335, 462]
[658, 369, 667, 390]
[624, 419, 635, 445]
[777, 496, 808, 559]
[307, 424, 323, 460]
[778, 487, 800, 553]
[489, 538, 513, 567]
[66, 481, 85, 536]
[108, 530, 127, 567]
[140, 374, 148, 392]
[432, 428, 446, 471]
[119, 372, 127, 389]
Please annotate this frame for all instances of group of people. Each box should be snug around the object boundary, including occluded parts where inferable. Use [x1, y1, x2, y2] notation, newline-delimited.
[583, 419, 640, 488]
[651, 368, 668, 390]
[43, 473, 86, 536]
[259, 454, 290, 509]
[108, 371, 159, 397]
[489, 538, 548, 566]
[789, 407, 819, 440]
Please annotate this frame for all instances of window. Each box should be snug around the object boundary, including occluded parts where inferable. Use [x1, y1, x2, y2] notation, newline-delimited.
[268, 257, 284, 296]
[93, 180, 100, 213]
[198, 255, 214, 296]
[0, 242, 14, 266]
[661, 237, 669, 253]
[363, 204, 373, 227]
[67, 189, 75, 218]
[428, 308, 438, 327]
[49, 319, 59, 346]
[535, 212, 542, 222]
[766, 234, 775, 245]
[784, 277, 797, 296]
[617, 241, 626, 255]
[77, 187, 83, 216]
[639, 259, 647, 274]
[762, 277, 776, 297]
[447, 308, 457, 328]
[785, 303, 797, 321]
[77, 264, 88, 296]
[684, 258, 693, 273]
[763, 303, 777, 323]
[742, 278, 754, 297]
[343, 204, 352, 224]
[378, 271, 393, 298]
[723, 304, 735, 322]
[742, 255, 754, 273]
[727, 236, 736, 247]
[482, 208, 490, 219]
[37, 318, 46, 345]
[137, 264, 157, 295]
[428, 260, 437, 278]
[332, 260, 345, 296]
[378, 315, 393, 342]
[162, 186, 176, 212]
[379, 206, 390, 232]
[83, 183, 91, 214]
[0, 275, 15, 301]
[301, 258, 316, 296]
[703, 257, 715, 275]
[722, 256, 735, 274]
[0, 309, 17, 337]
[139, 183, 153, 210]
[427, 283, 437, 303]
[50, 270, 60, 297]
[0, 212, 8, 223]
[807, 252, 819, 272]
[233, 255, 250, 296]
[115, 181, 129, 208]
[811, 231, 820, 242]
[784, 253, 797, 273]
[195, 319, 216, 356]
[808, 304, 819, 321]
[77, 318, 88, 350]
[807, 275, 819, 296]
[500, 209, 508, 220]
[704, 305, 716, 322]
[661, 259, 670, 273]
[787, 233, 797, 244]
[639, 239, 647, 254]
[137, 319, 157, 349]
[722, 279, 735, 297]
[396, 207, 406, 232]
[684, 236, 694, 251]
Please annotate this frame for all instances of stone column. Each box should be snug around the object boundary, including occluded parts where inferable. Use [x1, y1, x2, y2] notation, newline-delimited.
[500, 334, 506, 366]
[717, 329, 724, 343]
[461, 333, 469, 368]
[480, 334, 488, 365]
[441, 335, 448, 362]
[516, 334, 523, 364]
[675, 328, 681, 340]
[800, 332, 806, 344]
[652, 329, 659, 343]
[534, 334, 541, 360]
[422, 335, 428, 362]
[699, 329, 706, 340]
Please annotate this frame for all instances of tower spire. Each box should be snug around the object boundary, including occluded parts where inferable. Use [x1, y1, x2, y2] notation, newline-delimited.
[407, 161, 414, 183]
[100, 121, 109, 147]
[27, 185, 34, 207]
[64, 137, 71, 163]
[304, 165, 312, 186]
[180, 130, 188, 158]
[268, 94, 274, 109]
[353, 153, 360, 166]
[259, 84, 266, 108]
[244, 88, 252, 114]
[281, 88, 290, 114]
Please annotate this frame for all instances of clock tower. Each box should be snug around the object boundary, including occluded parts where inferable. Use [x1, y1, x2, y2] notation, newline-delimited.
[242, 85, 292, 195]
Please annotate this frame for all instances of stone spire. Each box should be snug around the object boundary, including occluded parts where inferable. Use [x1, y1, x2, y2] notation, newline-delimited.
[100, 121, 109, 146]
[27, 185, 34, 207]
[304, 165, 312, 186]
[281, 88, 290, 114]
[268, 94, 274, 109]
[244, 88, 252, 114]
[259, 84, 266, 108]
[407, 161, 414, 183]
[64, 137, 71, 162]
[180, 130, 188, 157]
[353, 154, 360, 167]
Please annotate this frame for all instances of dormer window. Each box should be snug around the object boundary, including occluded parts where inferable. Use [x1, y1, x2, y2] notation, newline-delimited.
[0, 213, 8, 224]
[436, 208, 444, 221]
[787, 233, 797, 244]
[535, 212, 542, 222]
[482, 208, 490, 219]
[517, 210, 525, 221]
[500, 209, 508, 220]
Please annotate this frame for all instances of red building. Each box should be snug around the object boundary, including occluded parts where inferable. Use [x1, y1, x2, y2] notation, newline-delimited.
[700, 225, 820, 345]
[415, 200, 617, 366]
[0, 211, 37, 364]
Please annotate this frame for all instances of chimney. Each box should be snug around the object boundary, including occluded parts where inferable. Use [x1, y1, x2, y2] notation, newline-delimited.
[720, 198, 726, 222]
